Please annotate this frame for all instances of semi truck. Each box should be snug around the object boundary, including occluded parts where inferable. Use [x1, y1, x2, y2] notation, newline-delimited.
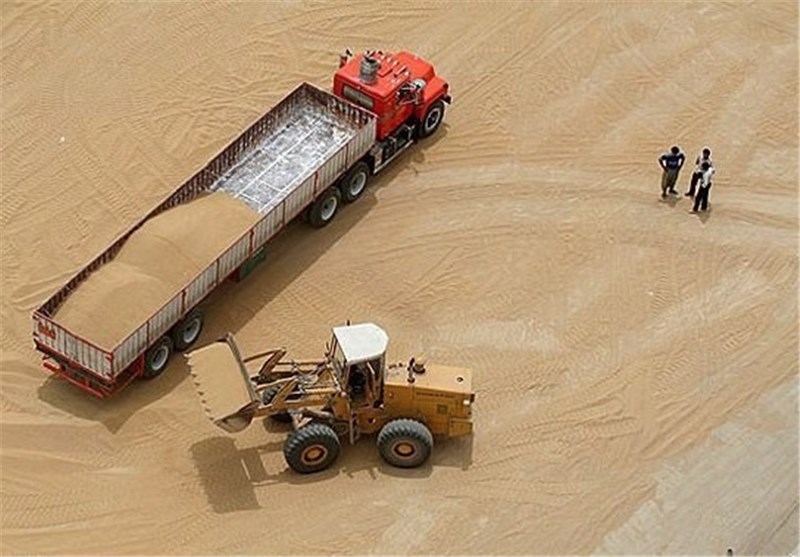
[31, 50, 452, 398]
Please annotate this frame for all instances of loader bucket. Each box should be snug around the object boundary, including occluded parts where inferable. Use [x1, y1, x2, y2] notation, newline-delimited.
[213, 400, 260, 434]
[187, 334, 260, 434]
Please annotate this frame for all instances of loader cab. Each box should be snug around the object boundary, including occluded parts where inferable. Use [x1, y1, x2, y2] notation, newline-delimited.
[329, 323, 388, 405]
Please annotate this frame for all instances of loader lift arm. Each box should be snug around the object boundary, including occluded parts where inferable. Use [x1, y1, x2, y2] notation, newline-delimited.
[187, 333, 343, 434]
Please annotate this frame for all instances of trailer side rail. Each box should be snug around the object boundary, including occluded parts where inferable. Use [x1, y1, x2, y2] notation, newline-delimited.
[33, 83, 376, 383]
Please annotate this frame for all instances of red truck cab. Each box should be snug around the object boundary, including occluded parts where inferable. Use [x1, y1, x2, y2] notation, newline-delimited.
[334, 50, 451, 170]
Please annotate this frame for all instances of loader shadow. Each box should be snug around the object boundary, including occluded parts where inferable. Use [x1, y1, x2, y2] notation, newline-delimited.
[35, 130, 449, 433]
[191, 423, 472, 514]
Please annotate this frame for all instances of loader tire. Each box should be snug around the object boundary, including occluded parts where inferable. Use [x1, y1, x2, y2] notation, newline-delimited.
[284, 423, 340, 474]
[340, 161, 370, 203]
[377, 419, 433, 468]
[261, 387, 292, 424]
[308, 187, 341, 228]
[171, 308, 204, 351]
[417, 99, 445, 138]
[142, 336, 173, 380]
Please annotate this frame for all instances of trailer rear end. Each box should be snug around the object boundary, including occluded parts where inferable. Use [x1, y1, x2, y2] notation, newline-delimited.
[33, 83, 376, 397]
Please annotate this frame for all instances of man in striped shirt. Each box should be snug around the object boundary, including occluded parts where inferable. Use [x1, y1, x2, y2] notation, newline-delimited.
[685, 147, 713, 198]
[691, 161, 715, 212]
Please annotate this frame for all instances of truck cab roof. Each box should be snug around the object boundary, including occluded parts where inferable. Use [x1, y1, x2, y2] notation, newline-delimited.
[334, 50, 436, 101]
[332, 323, 389, 364]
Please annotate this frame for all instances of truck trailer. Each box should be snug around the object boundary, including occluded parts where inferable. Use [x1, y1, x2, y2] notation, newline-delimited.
[31, 50, 451, 397]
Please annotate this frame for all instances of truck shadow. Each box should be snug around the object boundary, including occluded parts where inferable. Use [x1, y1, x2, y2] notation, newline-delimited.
[35, 128, 450, 433]
[190, 426, 473, 514]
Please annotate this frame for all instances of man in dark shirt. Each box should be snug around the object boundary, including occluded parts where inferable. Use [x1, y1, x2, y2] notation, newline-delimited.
[658, 145, 685, 198]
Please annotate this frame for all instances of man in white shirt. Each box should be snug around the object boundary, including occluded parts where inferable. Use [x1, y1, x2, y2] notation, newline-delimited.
[691, 162, 715, 212]
[685, 147, 713, 197]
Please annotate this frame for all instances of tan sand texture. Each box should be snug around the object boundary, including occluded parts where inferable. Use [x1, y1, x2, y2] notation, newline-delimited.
[52, 192, 259, 349]
[1, 1, 797, 555]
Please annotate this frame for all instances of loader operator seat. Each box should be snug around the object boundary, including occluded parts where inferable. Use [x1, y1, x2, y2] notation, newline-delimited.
[348, 364, 368, 402]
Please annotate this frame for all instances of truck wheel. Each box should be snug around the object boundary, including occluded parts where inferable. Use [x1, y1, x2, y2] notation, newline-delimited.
[417, 99, 445, 138]
[308, 187, 341, 228]
[340, 162, 370, 203]
[377, 419, 433, 468]
[283, 423, 340, 474]
[262, 386, 292, 423]
[171, 309, 204, 351]
[142, 336, 173, 379]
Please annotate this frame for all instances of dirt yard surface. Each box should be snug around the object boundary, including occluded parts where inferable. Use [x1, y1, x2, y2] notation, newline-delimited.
[1, 1, 797, 555]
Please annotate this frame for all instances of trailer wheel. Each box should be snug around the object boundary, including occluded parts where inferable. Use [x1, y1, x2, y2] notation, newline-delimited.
[171, 309, 204, 351]
[377, 419, 433, 468]
[340, 161, 370, 203]
[417, 99, 445, 138]
[308, 187, 341, 228]
[262, 386, 292, 423]
[284, 423, 340, 474]
[142, 336, 173, 379]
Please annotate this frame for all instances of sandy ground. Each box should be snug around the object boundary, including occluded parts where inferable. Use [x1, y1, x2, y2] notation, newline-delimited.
[1, 1, 798, 555]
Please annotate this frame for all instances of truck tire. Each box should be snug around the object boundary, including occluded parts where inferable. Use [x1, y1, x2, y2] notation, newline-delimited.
[283, 423, 340, 474]
[377, 419, 433, 468]
[142, 335, 173, 380]
[340, 161, 370, 203]
[262, 386, 292, 423]
[308, 187, 341, 228]
[417, 99, 445, 138]
[171, 309, 204, 351]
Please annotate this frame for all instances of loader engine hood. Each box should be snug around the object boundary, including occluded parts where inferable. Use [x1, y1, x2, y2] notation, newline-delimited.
[385, 362, 473, 395]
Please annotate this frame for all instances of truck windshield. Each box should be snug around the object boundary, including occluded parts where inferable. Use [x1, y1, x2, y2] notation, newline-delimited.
[342, 84, 374, 110]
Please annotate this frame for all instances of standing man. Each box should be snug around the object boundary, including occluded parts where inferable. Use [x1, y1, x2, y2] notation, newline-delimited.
[685, 147, 713, 197]
[658, 145, 685, 198]
[692, 161, 714, 212]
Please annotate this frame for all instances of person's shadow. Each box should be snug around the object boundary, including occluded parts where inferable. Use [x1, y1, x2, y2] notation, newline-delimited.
[659, 192, 681, 207]
[691, 203, 713, 223]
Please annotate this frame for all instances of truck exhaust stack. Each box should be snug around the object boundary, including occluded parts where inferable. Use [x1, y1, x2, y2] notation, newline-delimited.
[359, 55, 380, 84]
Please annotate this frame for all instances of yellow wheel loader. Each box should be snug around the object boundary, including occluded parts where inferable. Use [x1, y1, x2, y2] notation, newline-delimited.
[187, 323, 475, 474]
